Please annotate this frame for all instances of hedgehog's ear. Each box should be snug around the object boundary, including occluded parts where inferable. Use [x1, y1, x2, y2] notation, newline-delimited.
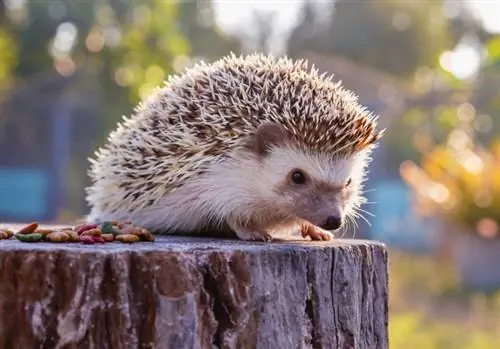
[245, 122, 289, 157]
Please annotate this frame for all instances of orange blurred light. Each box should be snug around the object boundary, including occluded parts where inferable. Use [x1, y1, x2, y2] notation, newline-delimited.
[54, 57, 75, 76]
[86, 31, 105, 53]
[476, 218, 498, 239]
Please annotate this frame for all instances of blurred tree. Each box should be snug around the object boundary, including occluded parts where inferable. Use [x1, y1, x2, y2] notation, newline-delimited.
[0, 0, 17, 99]
[251, 10, 275, 53]
[0, 0, 191, 217]
[287, 0, 454, 77]
[178, 0, 242, 61]
[287, 0, 500, 176]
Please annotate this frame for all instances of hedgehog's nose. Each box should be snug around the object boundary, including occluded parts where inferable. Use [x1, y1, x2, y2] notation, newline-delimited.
[321, 216, 342, 230]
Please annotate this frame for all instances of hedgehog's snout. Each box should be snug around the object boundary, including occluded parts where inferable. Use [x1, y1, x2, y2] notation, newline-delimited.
[320, 215, 343, 231]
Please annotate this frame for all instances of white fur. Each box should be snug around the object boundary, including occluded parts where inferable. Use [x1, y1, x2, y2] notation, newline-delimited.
[87, 145, 372, 239]
[262, 145, 358, 187]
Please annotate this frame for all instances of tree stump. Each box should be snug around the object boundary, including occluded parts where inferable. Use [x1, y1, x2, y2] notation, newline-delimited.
[0, 228, 388, 349]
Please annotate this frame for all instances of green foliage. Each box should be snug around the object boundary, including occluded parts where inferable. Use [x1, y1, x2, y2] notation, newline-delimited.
[97, 0, 190, 103]
[389, 250, 500, 349]
[0, 0, 192, 135]
[486, 36, 500, 64]
[0, 26, 16, 96]
[390, 311, 500, 349]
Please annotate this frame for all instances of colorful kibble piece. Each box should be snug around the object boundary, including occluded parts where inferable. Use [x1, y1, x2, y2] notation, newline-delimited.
[17, 222, 39, 235]
[115, 234, 140, 243]
[101, 234, 115, 242]
[0, 229, 14, 239]
[99, 221, 119, 235]
[79, 235, 96, 244]
[134, 228, 155, 241]
[35, 229, 54, 237]
[80, 228, 102, 237]
[75, 223, 98, 235]
[92, 236, 105, 244]
[65, 230, 80, 242]
[45, 231, 70, 243]
[15, 233, 44, 242]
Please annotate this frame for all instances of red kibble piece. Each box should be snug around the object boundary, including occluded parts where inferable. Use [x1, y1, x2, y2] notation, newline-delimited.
[75, 223, 98, 235]
[79, 235, 95, 244]
[92, 236, 105, 244]
[17, 222, 39, 235]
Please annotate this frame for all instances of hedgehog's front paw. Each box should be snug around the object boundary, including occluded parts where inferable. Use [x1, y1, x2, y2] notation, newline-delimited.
[300, 222, 334, 241]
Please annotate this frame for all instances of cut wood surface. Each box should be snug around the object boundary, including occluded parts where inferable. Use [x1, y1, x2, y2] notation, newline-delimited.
[0, 224, 389, 349]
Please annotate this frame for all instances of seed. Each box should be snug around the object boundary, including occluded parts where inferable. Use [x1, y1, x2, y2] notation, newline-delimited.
[99, 221, 120, 235]
[15, 233, 44, 242]
[80, 228, 102, 237]
[75, 223, 98, 235]
[17, 222, 39, 235]
[115, 234, 140, 243]
[101, 234, 114, 242]
[45, 231, 70, 243]
[35, 229, 54, 237]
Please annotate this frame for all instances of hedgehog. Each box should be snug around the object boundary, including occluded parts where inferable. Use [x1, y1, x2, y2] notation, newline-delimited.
[85, 53, 384, 242]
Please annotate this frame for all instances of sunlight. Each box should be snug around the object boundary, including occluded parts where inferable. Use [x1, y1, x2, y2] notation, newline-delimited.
[467, 0, 500, 34]
[439, 43, 481, 80]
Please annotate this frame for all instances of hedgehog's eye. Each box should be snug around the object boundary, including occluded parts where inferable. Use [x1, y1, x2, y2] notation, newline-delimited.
[290, 169, 307, 185]
[345, 178, 352, 187]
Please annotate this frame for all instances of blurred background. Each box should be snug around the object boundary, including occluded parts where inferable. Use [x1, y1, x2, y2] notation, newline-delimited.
[1, 0, 500, 347]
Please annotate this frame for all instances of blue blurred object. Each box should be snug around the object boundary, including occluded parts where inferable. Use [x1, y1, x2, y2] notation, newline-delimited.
[0, 168, 50, 220]
[0, 104, 71, 222]
[368, 179, 437, 252]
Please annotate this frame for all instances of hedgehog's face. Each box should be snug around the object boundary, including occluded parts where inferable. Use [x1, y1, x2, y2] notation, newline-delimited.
[264, 147, 369, 231]
[250, 123, 371, 231]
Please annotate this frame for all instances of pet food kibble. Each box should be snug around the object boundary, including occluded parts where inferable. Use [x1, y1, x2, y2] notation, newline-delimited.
[92, 236, 105, 244]
[45, 231, 70, 243]
[8, 219, 154, 245]
[79, 235, 96, 244]
[116, 221, 133, 229]
[101, 234, 114, 242]
[35, 229, 54, 237]
[0, 230, 12, 239]
[80, 228, 102, 237]
[65, 230, 80, 242]
[115, 234, 140, 243]
[17, 222, 39, 235]
[75, 223, 98, 235]
[15, 233, 44, 242]
[134, 228, 155, 241]
[99, 221, 119, 235]
[0, 229, 14, 239]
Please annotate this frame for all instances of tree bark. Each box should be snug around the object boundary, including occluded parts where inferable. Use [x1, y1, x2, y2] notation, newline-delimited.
[0, 230, 388, 349]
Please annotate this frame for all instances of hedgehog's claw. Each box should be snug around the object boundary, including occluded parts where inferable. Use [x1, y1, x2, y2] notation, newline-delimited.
[300, 223, 334, 241]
